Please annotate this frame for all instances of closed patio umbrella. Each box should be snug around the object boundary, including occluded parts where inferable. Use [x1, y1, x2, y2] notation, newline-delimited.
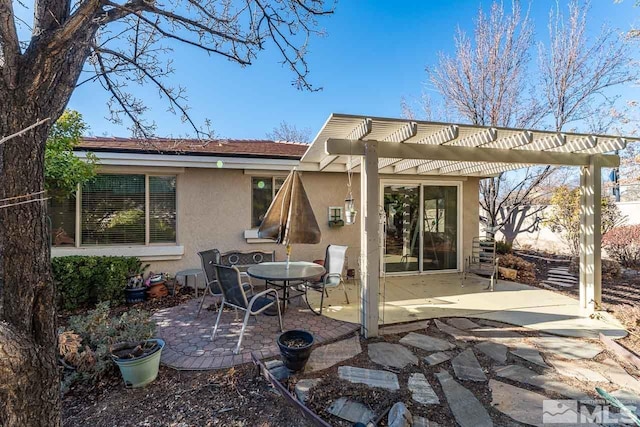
[258, 170, 321, 268]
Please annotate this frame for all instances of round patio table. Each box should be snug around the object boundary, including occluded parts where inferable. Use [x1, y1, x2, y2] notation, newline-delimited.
[247, 261, 325, 312]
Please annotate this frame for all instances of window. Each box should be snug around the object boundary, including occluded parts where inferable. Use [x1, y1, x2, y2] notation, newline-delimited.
[251, 176, 285, 227]
[50, 173, 177, 246]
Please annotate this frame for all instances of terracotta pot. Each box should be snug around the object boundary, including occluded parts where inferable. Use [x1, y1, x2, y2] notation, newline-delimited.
[146, 282, 168, 299]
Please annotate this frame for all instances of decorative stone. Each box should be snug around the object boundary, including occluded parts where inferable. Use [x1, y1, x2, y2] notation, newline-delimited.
[489, 379, 548, 426]
[265, 359, 283, 370]
[305, 336, 362, 372]
[452, 349, 486, 382]
[388, 402, 412, 427]
[471, 327, 524, 346]
[530, 335, 603, 359]
[598, 358, 640, 394]
[338, 366, 400, 390]
[493, 365, 589, 400]
[548, 359, 608, 383]
[295, 378, 321, 403]
[434, 319, 478, 342]
[435, 371, 493, 427]
[475, 341, 508, 364]
[413, 417, 441, 427]
[510, 346, 550, 368]
[446, 318, 481, 330]
[424, 351, 453, 366]
[399, 332, 455, 352]
[368, 342, 417, 369]
[269, 365, 291, 381]
[380, 320, 430, 335]
[408, 373, 440, 405]
[327, 397, 375, 424]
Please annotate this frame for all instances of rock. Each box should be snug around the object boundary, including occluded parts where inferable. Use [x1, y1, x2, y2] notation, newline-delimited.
[446, 318, 481, 330]
[530, 335, 603, 359]
[327, 397, 375, 424]
[295, 378, 320, 403]
[380, 320, 430, 335]
[305, 336, 362, 372]
[434, 319, 478, 342]
[408, 373, 440, 405]
[269, 365, 291, 381]
[399, 332, 455, 352]
[489, 379, 547, 426]
[470, 327, 524, 346]
[598, 358, 640, 394]
[451, 349, 486, 382]
[368, 342, 417, 369]
[388, 402, 412, 427]
[424, 351, 453, 366]
[265, 359, 284, 370]
[435, 370, 493, 427]
[475, 341, 508, 364]
[338, 366, 400, 390]
[493, 364, 590, 401]
[510, 346, 550, 368]
[548, 359, 608, 383]
[413, 416, 441, 427]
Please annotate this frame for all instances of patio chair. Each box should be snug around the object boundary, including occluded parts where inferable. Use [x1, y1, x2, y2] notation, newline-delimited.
[303, 245, 350, 315]
[461, 237, 498, 291]
[196, 249, 253, 318]
[219, 250, 276, 288]
[211, 264, 283, 354]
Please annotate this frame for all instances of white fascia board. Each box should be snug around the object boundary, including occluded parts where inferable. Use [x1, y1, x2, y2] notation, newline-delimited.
[75, 151, 300, 171]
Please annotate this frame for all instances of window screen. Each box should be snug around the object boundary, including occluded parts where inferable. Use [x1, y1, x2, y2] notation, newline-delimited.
[49, 195, 76, 247]
[81, 174, 145, 245]
[149, 176, 177, 243]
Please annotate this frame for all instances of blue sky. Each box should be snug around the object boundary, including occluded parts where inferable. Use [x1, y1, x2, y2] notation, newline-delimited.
[66, 1, 640, 139]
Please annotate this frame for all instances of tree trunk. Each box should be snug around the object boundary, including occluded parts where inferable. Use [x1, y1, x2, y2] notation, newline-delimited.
[0, 104, 60, 427]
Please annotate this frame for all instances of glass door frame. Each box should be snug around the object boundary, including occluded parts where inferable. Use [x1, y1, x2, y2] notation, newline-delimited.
[380, 179, 463, 276]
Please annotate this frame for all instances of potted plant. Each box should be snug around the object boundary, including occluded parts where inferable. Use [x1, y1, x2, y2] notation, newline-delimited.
[125, 262, 149, 303]
[111, 338, 165, 388]
[277, 329, 314, 372]
[145, 273, 168, 299]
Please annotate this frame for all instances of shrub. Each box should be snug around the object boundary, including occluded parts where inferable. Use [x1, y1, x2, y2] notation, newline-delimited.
[498, 254, 535, 283]
[602, 225, 640, 269]
[59, 302, 156, 386]
[495, 240, 513, 255]
[52, 256, 143, 311]
[569, 257, 621, 279]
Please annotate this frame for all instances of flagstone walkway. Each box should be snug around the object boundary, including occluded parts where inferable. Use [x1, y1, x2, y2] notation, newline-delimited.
[153, 296, 359, 370]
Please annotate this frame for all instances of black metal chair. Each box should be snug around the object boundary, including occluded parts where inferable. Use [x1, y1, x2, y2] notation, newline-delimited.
[211, 264, 283, 354]
[303, 245, 350, 315]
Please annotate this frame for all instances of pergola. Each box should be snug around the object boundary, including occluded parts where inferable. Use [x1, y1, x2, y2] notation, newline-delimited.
[300, 113, 639, 338]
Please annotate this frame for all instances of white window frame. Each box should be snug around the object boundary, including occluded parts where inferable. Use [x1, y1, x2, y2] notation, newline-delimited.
[249, 175, 286, 229]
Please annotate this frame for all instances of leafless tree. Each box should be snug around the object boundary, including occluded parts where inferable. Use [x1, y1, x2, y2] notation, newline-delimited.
[266, 121, 312, 142]
[0, 1, 332, 425]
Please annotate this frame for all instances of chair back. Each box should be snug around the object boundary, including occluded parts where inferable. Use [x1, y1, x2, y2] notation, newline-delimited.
[324, 245, 348, 286]
[471, 237, 497, 271]
[219, 250, 275, 268]
[198, 249, 222, 294]
[213, 264, 249, 309]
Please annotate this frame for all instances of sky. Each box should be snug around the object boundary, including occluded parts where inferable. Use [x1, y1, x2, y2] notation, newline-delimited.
[63, 0, 640, 140]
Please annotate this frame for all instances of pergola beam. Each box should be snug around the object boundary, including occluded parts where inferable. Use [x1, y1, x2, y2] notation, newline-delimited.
[320, 118, 373, 171]
[326, 139, 620, 168]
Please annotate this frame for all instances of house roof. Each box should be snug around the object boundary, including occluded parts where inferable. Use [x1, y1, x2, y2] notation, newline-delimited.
[300, 113, 640, 176]
[76, 137, 309, 159]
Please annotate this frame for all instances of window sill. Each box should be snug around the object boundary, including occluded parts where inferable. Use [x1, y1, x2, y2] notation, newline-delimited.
[51, 245, 185, 261]
[243, 229, 276, 244]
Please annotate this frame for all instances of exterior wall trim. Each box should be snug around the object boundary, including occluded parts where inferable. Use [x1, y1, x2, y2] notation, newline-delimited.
[51, 245, 185, 261]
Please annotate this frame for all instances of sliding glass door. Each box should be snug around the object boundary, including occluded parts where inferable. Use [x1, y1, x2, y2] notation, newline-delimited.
[383, 182, 459, 274]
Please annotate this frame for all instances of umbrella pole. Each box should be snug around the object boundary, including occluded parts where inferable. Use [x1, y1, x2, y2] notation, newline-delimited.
[286, 244, 291, 270]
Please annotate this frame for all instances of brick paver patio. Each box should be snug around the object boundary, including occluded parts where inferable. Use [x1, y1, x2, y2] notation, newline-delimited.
[153, 296, 360, 370]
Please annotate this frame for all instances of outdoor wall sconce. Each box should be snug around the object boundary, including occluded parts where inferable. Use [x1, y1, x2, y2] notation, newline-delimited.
[328, 206, 344, 227]
[344, 196, 357, 225]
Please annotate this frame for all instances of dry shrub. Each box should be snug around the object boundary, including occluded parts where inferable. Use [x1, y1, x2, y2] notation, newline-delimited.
[602, 225, 640, 269]
[569, 257, 621, 279]
[498, 254, 535, 283]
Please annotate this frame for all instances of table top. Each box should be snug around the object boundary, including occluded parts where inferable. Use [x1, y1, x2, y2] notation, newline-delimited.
[175, 268, 203, 276]
[247, 261, 325, 281]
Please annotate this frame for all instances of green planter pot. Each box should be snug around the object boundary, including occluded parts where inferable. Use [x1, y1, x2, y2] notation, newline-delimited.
[113, 339, 164, 388]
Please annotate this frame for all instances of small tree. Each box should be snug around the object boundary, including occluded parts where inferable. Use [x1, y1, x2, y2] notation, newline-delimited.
[266, 121, 312, 143]
[45, 110, 97, 198]
[547, 185, 626, 255]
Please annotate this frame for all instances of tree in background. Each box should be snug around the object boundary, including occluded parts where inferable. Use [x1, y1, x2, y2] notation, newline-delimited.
[266, 121, 312, 143]
[0, 1, 332, 425]
[412, 0, 636, 242]
[547, 185, 626, 255]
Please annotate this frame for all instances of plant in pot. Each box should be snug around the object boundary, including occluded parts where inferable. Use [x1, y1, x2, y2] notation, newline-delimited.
[145, 272, 169, 299]
[125, 262, 150, 304]
[110, 338, 165, 388]
[277, 330, 314, 372]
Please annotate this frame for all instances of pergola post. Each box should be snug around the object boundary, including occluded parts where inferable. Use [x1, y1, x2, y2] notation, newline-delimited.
[579, 155, 602, 313]
[360, 141, 380, 338]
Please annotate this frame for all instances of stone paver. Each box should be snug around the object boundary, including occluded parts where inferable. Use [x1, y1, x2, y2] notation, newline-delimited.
[447, 318, 481, 330]
[530, 335, 603, 359]
[380, 320, 430, 335]
[388, 402, 412, 427]
[305, 335, 362, 372]
[399, 332, 456, 351]
[452, 349, 487, 382]
[598, 358, 640, 394]
[408, 373, 440, 405]
[435, 370, 493, 427]
[414, 416, 441, 427]
[475, 341, 508, 364]
[489, 379, 547, 426]
[470, 327, 524, 346]
[295, 378, 321, 403]
[434, 319, 478, 342]
[327, 397, 375, 424]
[548, 359, 608, 383]
[424, 351, 453, 366]
[338, 366, 400, 390]
[494, 364, 589, 400]
[153, 296, 359, 370]
[510, 346, 550, 368]
[368, 342, 417, 369]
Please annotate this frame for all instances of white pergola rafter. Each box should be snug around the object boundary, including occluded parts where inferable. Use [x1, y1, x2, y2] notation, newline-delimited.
[319, 117, 372, 171]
